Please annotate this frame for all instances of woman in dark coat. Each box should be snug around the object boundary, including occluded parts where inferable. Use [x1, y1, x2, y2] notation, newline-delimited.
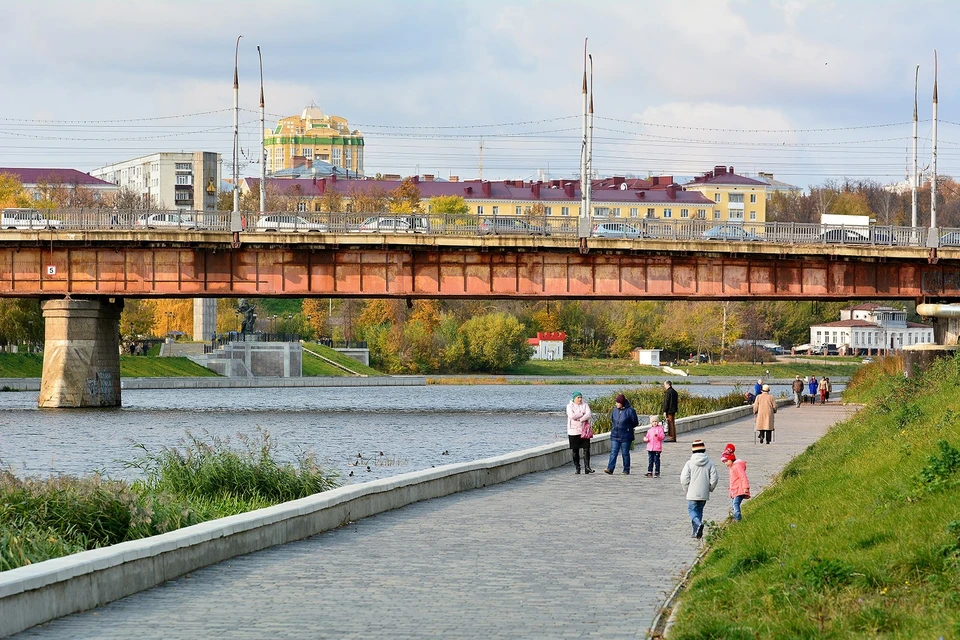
[605, 393, 639, 474]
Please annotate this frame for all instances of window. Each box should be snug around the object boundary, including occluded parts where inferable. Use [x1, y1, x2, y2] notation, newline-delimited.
[544, 206, 552, 215]
[345, 148, 352, 169]
[729, 209, 744, 220]
[816, 331, 821, 342]
[175, 163, 192, 171]
[175, 175, 191, 185]
[331, 148, 341, 166]
[357, 148, 363, 173]
[561, 206, 570, 216]
[680, 208, 689, 218]
[714, 193, 721, 203]
[630, 207, 638, 217]
[749, 211, 757, 220]
[750, 193, 757, 203]
[492, 206, 499, 215]
[728, 193, 744, 203]
[477, 206, 484, 214]
[612, 207, 621, 217]
[174, 191, 190, 201]
[663, 208, 672, 218]
[303, 148, 313, 160]
[296, 202, 306, 212]
[515, 206, 522, 215]
[647, 208, 656, 218]
[713, 209, 721, 219]
[697, 209, 706, 219]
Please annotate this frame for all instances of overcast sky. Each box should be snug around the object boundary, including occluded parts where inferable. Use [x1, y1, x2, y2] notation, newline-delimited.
[2, 0, 959, 189]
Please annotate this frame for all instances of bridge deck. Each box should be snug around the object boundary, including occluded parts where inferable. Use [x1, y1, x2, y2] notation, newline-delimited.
[17, 404, 856, 639]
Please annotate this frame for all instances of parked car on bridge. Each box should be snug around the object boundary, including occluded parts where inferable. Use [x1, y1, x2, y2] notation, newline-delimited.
[591, 222, 646, 239]
[701, 225, 760, 241]
[818, 228, 870, 244]
[355, 216, 428, 233]
[1, 208, 62, 230]
[478, 217, 548, 236]
[134, 212, 198, 230]
[253, 214, 327, 233]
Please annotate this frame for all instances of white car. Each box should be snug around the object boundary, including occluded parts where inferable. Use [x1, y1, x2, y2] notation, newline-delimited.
[134, 212, 197, 230]
[355, 216, 428, 233]
[1, 208, 62, 230]
[254, 214, 327, 233]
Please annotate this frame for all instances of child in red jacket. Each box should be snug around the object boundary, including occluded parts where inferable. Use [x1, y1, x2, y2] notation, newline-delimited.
[721, 444, 750, 521]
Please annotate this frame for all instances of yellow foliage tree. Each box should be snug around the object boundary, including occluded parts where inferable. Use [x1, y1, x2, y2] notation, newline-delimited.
[302, 298, 330, 338]
[0, 173, 32, 209]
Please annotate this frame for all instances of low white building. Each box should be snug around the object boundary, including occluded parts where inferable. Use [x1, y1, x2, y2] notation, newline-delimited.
[527, 331, 565, 360]
[634, 348, 661, 366]
[91, 151, 221, 211]
[810, 303, 934, 354]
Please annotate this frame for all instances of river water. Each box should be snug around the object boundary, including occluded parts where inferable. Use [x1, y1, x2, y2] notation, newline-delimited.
[0, 382, 840, 484]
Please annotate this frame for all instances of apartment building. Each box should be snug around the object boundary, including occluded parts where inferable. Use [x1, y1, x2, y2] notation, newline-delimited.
[683, 165, 770, 223]
[91, 152, 221, 211]
[264, 103, 364, 176]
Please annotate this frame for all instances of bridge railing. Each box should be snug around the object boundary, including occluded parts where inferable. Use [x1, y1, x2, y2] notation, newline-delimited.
[2, 208, 954, 248]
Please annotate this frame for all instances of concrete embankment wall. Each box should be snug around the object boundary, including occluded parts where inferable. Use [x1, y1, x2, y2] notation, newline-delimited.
[0, 401, 785, 637]
[0, 376, 425, 392]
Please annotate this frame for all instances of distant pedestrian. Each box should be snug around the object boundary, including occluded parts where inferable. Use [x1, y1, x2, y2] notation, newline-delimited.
[753, 383, 777, 444]
[643, 414, 666, 477]
[792, 376, 804, 408]
[721, 445, 751, 522]
[753, 379, 763, 397]
[808, 375, 819, 405]
[822, 377, 832, 403]
[819, 376, 828, 404]
[566, 391, 594, 475]
[662, 381, 679, 442]
[605, 393, 638, 475]
[680, 439, 718, 539]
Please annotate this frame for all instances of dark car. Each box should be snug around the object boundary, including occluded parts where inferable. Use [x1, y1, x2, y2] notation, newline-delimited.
[478, 217, 547, 236]
[818, 229, 869, 244]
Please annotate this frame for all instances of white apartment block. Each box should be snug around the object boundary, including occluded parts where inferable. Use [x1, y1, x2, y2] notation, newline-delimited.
[810, 303, 934, 354]
[91, 152, 221, 211]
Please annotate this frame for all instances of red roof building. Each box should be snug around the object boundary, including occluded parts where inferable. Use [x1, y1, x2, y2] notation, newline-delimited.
[527, 331, 566, 361]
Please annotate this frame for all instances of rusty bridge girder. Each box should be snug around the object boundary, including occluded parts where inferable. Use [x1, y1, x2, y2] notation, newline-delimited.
[1, 233, 960, 301]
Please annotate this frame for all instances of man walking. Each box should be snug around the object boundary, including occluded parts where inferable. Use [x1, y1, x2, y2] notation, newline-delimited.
[680, 439, 718, 539]
[662, 381, 679, 443]
[792, 375, 804, 408]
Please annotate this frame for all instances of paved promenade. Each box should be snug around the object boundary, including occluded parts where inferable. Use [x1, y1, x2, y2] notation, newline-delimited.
[16, 403, 857, 639]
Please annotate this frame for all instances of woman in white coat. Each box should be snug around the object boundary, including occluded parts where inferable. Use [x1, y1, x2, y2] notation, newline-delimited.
[566, 391, 594, 474]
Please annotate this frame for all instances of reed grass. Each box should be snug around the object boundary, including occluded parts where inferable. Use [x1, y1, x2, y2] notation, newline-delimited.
[588, 386, 746, 433]
[0, 429, 339, 571]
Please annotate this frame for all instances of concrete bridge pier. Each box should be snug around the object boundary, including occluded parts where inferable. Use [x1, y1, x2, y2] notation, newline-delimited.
[38, 298, 123, 408]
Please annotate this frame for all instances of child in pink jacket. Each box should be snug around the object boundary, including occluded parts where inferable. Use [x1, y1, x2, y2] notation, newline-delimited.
[643, 415, 666, 477]
[721, 443, 750, 521]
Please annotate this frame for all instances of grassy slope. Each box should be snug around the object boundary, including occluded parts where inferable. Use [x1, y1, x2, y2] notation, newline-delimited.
[301, 343, 383, 376]
[0, 354, 44, 377]
[119, 356, 218, 377]
[670, 355, 960, 639]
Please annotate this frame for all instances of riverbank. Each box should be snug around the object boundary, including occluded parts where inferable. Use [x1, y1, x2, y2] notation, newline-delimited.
[667, 355, 960, 638]
[0, 375, 425, 391]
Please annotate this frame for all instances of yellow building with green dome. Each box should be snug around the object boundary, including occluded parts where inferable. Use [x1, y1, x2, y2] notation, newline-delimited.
[264, 102, 364, 176]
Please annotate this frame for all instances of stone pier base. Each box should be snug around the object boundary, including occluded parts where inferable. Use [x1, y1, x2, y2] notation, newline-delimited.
[38, 299, 123, 408]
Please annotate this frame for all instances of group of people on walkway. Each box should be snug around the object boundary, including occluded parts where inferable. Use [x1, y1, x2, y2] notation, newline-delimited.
[567, 390, 753, 539]
[791, 375, 832, 407]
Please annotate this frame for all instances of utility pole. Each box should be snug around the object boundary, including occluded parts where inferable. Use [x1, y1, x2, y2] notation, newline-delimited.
[578, 39, 590, 245]
[587, 53, 594, 224]
[258, 45, 266, 215]
[912, 65, 919, 228]
[931, 50, 939, 231]
[477, 138, 483, 181]
[231, 36, 243, 239]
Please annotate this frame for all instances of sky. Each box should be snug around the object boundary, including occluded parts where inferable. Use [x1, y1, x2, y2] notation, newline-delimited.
[2, 0, 960, 190]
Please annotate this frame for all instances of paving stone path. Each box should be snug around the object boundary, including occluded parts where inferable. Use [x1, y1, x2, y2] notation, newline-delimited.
[17, 403, 857, 640]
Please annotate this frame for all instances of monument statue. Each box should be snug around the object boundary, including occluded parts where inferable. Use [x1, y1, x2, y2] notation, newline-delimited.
[237, 299, 256, 334]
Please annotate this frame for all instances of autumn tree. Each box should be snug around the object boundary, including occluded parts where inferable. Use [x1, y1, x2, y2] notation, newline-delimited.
[446, 312, 530, 372]
[389, 178, 422, 213]
[349, 186, 390, 213]
[301, 298, 330, 338]
[0, 173, 32, 209]
[119, 299, 157, 339]
[319, 188, 344, 213]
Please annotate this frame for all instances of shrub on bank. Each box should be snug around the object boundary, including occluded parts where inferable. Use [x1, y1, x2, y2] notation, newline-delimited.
[668, 353, 960, 639]
[589, 386, 745, 433]
[0, 430, 339, 572]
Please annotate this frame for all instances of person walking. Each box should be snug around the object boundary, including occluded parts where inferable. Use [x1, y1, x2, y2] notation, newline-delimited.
[662, 381, 679, 442]
[643, 414, 666, 477]
[792, 375, 804, 408]
[680, 439, 718, 539]
[808, 375, 820, 405]
[753, 379, 763, 398]
[566, 391, 594, 474]
[753, 383, 777, 444]
[822, 377, 832, 403]
[721, 445, 751, 522]
[605, 393, 638, 475]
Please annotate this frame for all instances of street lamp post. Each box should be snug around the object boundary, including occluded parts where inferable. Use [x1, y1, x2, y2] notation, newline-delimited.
[164, 311, 175, 339]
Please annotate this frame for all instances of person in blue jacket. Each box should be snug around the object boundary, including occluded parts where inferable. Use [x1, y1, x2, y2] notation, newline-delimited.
[604, 393, 639, 475]
[808, 375, 819, 405]
[753, 379, 763, 397]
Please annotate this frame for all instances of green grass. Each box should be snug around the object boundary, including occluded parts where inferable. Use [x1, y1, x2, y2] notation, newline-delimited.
[302, 342, 383, 376]
[0, 430, 339, 571]
[0, 353, 44, 377]
[119, 356, 219, 377]
[669, 355, 960, 639]
[503, 357, 858, 378]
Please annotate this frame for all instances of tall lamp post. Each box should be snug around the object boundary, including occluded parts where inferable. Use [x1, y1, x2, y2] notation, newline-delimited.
[164, 311, 175, 339]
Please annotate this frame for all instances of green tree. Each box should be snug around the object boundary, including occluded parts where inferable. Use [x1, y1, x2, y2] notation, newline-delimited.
[454, 312, 530, 372]
[427, 195, 469, 215]
[0, 299, 42, 347]
[119, 299, 157, 339]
